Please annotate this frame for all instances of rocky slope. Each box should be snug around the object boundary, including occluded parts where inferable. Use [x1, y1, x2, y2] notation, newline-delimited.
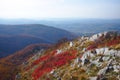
[16, 31, 120, 80]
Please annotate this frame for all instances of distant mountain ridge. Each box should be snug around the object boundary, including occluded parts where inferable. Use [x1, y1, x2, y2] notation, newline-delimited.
[0, 24, 77, 57]
[0, 24, 76, 42]
[45, 20, 120, 36]
[0, 19, 120, 36]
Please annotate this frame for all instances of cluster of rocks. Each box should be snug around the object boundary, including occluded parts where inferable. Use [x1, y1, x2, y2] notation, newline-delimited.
[71, 47, 120, 80]
[16, 31, 120, 80]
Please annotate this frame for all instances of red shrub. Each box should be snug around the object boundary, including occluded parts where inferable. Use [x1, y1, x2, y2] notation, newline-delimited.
[33, 55, 50, 65]
[87, 44, 97, 50]
[32, 50, 77, 80]
[87, 36, 120, 50]
[107, 39, 120, 46]
[34, 50, 57, 65]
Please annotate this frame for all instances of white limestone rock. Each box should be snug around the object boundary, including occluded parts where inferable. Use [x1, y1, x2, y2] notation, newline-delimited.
[50, 69, 55, 74]
[96, 48, 108, 55]
[113, 65, 120, 73]
[102, 56, 110, 61]
[89, 77, 97, 80]
[56, 49, 62, 54]
[97, 67, 107, 75]
[69, 42, 73, 47]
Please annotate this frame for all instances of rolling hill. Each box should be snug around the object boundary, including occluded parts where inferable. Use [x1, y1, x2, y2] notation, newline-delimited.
[0, 35, 50, 58]
[0, 24, 76, 57]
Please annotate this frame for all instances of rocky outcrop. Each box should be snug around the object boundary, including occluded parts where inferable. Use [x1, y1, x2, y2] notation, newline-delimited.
[16, 31, 120, 80]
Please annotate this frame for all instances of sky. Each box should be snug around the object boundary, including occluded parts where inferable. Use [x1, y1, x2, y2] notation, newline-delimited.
[0, 0, 120, 19]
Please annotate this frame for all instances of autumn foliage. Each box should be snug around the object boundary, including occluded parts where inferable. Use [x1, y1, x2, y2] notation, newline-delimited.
[107, 37, 120, 46]
[32, 50, 77, 80]
[87, 36, 120, 50]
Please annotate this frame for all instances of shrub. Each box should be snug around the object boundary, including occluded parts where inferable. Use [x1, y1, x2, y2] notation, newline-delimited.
[32, 50, 77, 80]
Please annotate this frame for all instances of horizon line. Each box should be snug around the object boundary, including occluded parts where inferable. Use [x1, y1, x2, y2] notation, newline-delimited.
[0, 18, 120, 20]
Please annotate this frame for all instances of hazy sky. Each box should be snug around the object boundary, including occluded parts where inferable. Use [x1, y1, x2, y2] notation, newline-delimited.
[0, 0, 120, 19]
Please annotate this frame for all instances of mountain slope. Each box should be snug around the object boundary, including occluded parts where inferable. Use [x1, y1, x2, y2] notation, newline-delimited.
[17, 31, 120, 80]
[0, 43, 51, 80]
[0, 24, 76, 57]
[0, 35, 50, 57]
